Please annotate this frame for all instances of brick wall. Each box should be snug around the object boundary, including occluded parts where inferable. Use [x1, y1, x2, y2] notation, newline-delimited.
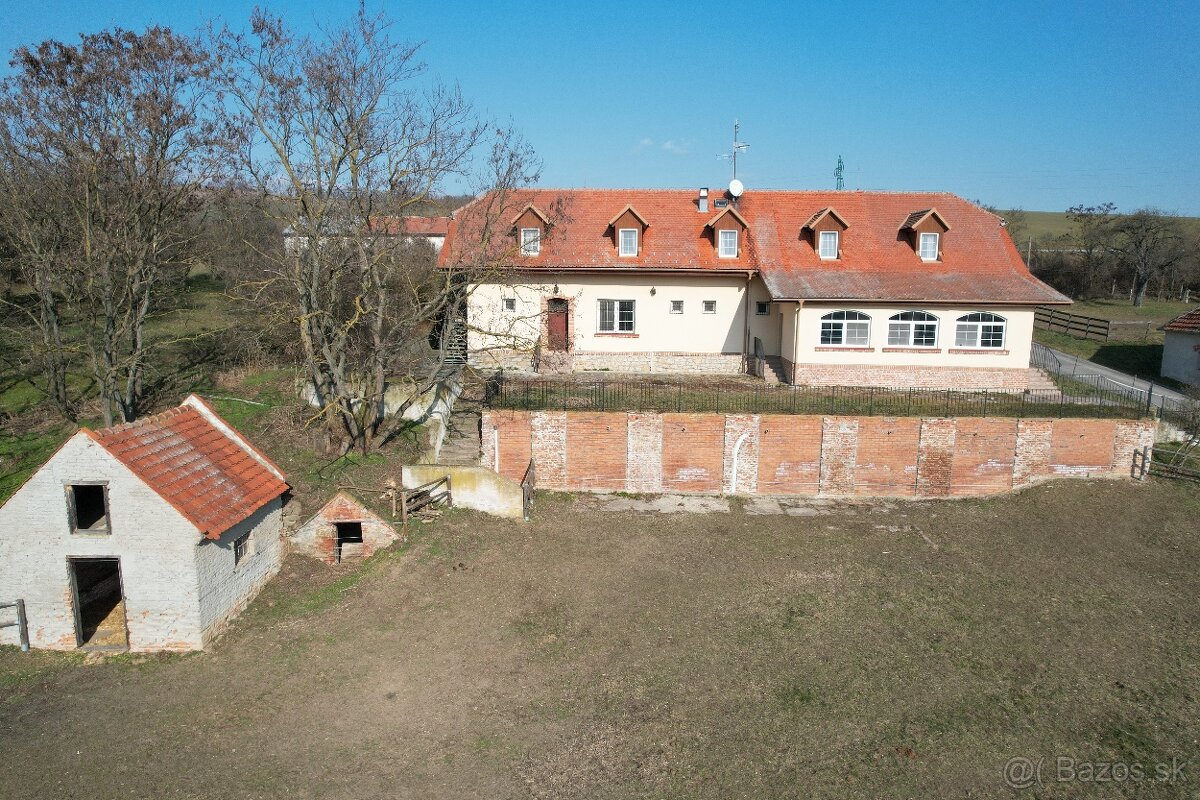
[574, 352, 744, 374]
[481, 410, 1154, 499]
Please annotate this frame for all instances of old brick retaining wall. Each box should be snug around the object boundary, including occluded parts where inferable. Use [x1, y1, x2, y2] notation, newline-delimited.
[481, 410, 1154, 498]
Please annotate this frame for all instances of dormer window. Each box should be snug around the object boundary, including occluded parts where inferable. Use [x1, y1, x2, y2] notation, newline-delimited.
[718, 229, 738, 258]
[919, 232, 939, 261]
[619, 228, 638, 256]
[900, 208, 949, 262]
[608, 205, 649, 258]
[510, 203, 551, 257]
[802, 207, 849, 260]
[520, 228, 541, 256]
[819, 230, 839, 259]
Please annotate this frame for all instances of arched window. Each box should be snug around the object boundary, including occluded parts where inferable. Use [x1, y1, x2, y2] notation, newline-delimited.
[820, 310, 871, 347]
[955, 312, 1006, 349]
[887, 311, 939, 347]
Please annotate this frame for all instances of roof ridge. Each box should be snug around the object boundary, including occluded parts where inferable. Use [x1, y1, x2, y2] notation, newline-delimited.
[94, 405, 193, 437]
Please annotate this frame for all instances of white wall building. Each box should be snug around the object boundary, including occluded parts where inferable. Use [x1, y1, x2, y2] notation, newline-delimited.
[1161, 307, 1200, 386]
[0, 395, 289, 652]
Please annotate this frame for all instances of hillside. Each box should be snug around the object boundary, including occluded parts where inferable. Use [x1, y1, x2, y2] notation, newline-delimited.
[1008, 210, 1200, 245]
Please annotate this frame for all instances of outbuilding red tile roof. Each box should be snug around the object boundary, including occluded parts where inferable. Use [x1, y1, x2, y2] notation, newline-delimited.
[1163, 307, 1200, 333]
[87, 396, 288, 539]
[440, 188, 1070, 305]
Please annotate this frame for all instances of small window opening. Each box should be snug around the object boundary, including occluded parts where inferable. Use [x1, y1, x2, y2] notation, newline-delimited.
[70, 484, 109, 532]
[234, 532, 253, 566]
[502, 297, 516, 312]
[670, 300, 684, 314]
[756, 301, 770, 316]
[335, 522, 364, 563]
[703, 300, 717, 314]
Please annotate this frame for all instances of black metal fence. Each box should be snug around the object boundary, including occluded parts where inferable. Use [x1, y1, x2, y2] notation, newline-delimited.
[484, 372, 1156, 420]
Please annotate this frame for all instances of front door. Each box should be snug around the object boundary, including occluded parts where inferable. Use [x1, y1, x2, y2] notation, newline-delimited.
[547, 299, 569, 351]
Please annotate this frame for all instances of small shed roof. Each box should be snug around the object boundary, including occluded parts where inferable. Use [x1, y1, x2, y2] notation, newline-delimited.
[1162, 306, 1200, 334]
[87, 395, 288, 539]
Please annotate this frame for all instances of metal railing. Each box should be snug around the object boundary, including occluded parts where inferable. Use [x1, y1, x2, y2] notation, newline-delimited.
[484, 373, 1153, 420]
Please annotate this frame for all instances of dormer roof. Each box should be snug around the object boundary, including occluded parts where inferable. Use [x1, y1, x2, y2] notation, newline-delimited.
[899, 208, 950, 232]
[607, 204, 650, 229]
[704, 206, 749, 229]
[510, 203, 551, 227]
[802, 207, 850, 231]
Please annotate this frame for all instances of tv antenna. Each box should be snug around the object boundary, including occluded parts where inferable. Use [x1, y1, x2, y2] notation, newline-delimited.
[834, 155, 845, 190]
[716, 119, 749, 180]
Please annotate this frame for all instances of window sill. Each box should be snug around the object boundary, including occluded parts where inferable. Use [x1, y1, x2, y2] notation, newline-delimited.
[595, 332, 639, 338]
[71, 528, 111, 537]
[882, 347, 942, 353]
[815, 346, 875, 352]
[949, 348, 1010, 355]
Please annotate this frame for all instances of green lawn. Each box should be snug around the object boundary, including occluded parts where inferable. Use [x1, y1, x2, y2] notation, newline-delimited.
[1033, 329, 1166, 381]
[1016, 210, 1200, 244]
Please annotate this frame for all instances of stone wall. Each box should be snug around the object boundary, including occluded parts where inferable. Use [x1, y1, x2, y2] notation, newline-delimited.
[481, 410, 1154, 498]
[788, 363, 1031, 390]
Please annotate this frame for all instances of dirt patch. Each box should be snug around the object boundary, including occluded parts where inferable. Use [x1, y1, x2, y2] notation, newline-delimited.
[2, 479, 1200, 798]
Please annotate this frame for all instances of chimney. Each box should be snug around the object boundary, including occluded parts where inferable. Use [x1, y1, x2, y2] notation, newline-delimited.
[698, 187, 709, 213]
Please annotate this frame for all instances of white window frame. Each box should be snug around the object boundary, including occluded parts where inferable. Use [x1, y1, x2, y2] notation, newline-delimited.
[919, 232, 940, 261]
[755, 301, 770, 316]
[597, 298, 636, 333]
[887, 311, 940, 348]
[954, 312, 1007, 349]
[618, 227, 638, 257]
[501, 297, 516, 313]
[702, 300, 717, 314]
[670, 300, 684, 314]
[520, 227, 541, 256]
[818, 230, 839, 259]
[718, 229, 738, 258]
[819, 311, 871, 347]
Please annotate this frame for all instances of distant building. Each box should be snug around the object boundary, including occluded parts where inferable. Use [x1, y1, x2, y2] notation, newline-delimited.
[1161, 307, 1200, 386]
[282, 215, 451, 254]
[0, 395, 289, 652]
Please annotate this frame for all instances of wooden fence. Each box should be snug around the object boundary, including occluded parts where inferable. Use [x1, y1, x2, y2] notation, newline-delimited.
[400, 476, 451, 529]
[0, 599, 29, 652]
[1035, 306, 1153, 342]
[1135, 439, 1200, 483]
[521, 459, 536, 520]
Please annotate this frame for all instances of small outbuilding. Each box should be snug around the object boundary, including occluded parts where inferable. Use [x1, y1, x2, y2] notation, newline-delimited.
[1161, 307, 1200, 386]
[0, 395, 289, 652]
[291, 491, 399, 564]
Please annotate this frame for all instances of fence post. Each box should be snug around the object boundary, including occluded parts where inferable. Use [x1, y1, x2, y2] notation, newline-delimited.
[676, 382, 682, 413]
[1146, 382, 1155, 417]
[16, 599, 28, 652]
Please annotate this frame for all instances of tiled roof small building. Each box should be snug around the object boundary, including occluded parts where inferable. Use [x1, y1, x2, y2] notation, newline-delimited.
[1161, 307, 1200, 385]
[0, 395, 289, 652]
[291, 491, 399, 564]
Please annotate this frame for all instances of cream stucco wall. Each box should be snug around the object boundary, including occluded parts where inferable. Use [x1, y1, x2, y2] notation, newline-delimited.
[470, 273, 777, 355]
[790, 304, 1035, 370]
[1161, 330, 1200, 385]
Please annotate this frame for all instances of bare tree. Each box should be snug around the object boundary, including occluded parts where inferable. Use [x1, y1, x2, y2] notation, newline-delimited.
[0, 28, 230, 425]
[1066, 202, 1117, 298]
[214, 9, 538, 454]
[1114, 209, 1188, 307]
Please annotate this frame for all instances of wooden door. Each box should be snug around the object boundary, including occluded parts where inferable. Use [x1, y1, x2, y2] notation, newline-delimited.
[547, 299, 569, 351]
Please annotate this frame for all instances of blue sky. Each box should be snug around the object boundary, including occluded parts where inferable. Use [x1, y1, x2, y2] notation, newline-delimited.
[1, 1, 1197, 213]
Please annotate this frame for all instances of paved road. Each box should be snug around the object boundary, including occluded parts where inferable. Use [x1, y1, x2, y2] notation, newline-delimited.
[1046, 346, 1192, 407]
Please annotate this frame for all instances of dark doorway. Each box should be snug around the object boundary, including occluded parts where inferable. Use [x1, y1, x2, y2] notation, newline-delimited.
[547, 299, 569, 351]
[69, 558, 128, 650]
[335, 521, 364, 563]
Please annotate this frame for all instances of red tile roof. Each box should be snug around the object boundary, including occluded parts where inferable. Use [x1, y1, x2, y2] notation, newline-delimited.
[440, 189, 1070, 305]
[1163, 306, 1200, 333]
[87, 396, 288, 539]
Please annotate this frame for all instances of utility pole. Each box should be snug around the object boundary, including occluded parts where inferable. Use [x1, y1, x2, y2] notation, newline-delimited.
[834, 155, 844, 190]
[1027, 237, 1034, 267]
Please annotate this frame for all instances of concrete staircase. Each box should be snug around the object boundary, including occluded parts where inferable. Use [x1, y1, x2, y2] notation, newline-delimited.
[439, 408, 482, 466]
[762, 356, 789, 385]
[1027, 368, 1060, 392]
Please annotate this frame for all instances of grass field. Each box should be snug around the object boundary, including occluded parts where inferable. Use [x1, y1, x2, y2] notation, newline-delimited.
[2, 479, 1199, 798]
[1016, 210, 1200, 244]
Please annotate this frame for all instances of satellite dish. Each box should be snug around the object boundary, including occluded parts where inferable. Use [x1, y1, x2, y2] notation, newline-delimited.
[728, 178, 744, 197]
